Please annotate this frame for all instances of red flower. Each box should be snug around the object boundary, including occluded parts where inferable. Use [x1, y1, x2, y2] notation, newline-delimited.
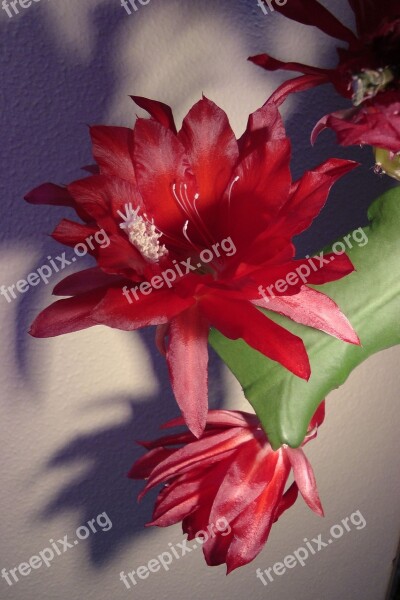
[129, 405, 325, 572]
[26, 96, 359, 437]
[249, 0, 400, 153]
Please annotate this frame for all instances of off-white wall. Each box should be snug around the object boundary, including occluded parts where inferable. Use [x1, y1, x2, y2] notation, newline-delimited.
[0, 1, 399, 599]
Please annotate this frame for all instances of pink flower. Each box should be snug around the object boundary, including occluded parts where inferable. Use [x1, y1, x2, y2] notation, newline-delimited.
[129, 404, 325, 572]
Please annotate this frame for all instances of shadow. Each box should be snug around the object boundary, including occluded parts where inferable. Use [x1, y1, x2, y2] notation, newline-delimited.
[0, 0, 131, 376]
[40, 326, 225, 565]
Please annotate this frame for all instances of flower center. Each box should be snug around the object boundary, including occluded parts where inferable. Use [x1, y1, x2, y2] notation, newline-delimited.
[117, 203, 168, 263]
[352, 66, 398, 106]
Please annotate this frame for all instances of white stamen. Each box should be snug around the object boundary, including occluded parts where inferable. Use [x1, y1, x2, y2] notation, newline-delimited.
[118, 203, 167, 263]
[227, 176, 240, 208]
[182, 220, 191, 245]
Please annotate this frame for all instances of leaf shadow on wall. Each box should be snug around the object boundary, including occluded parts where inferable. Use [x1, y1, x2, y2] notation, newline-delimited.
[39, 326, 226, 566]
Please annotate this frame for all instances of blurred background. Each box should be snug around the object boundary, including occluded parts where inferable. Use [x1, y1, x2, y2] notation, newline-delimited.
[0, 0, 399, 598]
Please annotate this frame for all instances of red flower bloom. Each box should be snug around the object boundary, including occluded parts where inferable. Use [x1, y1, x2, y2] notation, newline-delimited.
[129, 404, 325, 572]
[249, 0, 400, 154]
[26, 96, 359, 437]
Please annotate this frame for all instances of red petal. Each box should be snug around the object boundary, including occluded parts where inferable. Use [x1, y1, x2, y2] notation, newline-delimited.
[286, 447, 324, 516]
[312, 97, 400, 154]
[272, 0, 358, 44]
[89, 126, 136, 182]
[155, 323, 169, 356]
[149, 468, 223, 526]
[178, 97, 239, 222]
[166, 306, 209, 438]
[202, 527, 234, 567]
[128, 447, 176, 480]
[249, 53, 333, 78]
[149, 487, 202, 527]
[53, 267, 123, 296]
[51, 219, 98, 248]
[255, 285, 360, 344]
[239, 102, 286, 159]
[273, 481, 299, 522]
[306, 253, 355, 284]
[131, 96, 177, 133]
[138, 430, 213, 451]
[225, 139, 292, 248]
[206, 440, 272, 526]
[91, 286, 194, 331]
[24, 183, 76, 208]
[133, 118, 194, 236]
[200, 293, 311, 380]
[251, 253, 355, 290]
[182, 503, 215, 542]
[141, 429, 252, 496]
[225, 449, 290, 572]
[81, 164, 100, 174]
[268, 73, 332, 108]
[162, 410, 258, 431]
[348, 0, 400, 36]
[279, 159, 359, 237]
[68, 174, 143, 233]
[95, 233, 146, 276]
[29, 289, 106, 337]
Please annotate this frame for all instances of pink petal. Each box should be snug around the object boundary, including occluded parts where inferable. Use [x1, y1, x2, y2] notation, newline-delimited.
[141, 428, 252, 496]
[128, 447, 176, 480]
[162, 410, 258, 431]
[255, 285, 360, 344]
[207, 440, 273, 526]
[166, 306, 210, 438]
[225, 450, 290, 572]
[29, 289, 106, 337]
[286, 447, 324, 516]
[273, 481, 299, 522]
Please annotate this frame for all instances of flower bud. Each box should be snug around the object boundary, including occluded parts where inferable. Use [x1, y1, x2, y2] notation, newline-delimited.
[374, 147, 400, 182]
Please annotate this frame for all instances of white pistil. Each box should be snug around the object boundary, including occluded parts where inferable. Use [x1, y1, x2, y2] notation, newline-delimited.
[117, 202, 167, 263]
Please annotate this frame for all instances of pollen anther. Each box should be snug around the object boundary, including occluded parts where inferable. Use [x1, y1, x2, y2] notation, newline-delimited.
[117, 203, 167, 263]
